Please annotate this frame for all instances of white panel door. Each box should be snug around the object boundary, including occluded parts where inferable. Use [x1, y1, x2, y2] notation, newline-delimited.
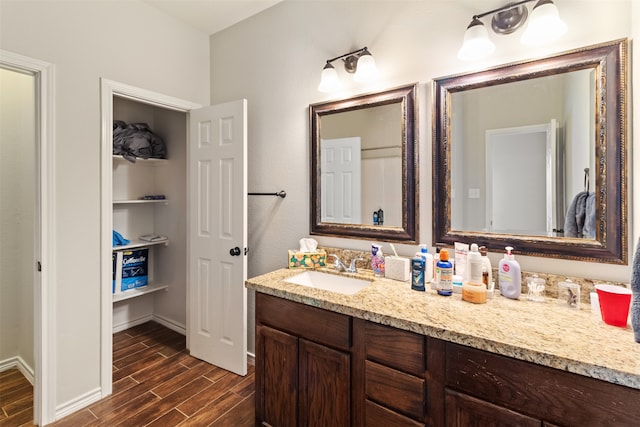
[320, 137, 362, 224]
[485, 121, 556, 235]
[188, 100, 247, 376]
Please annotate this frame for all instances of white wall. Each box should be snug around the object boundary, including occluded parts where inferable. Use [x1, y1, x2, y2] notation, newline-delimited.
[209, 0, 636, 353]
[0, 0, 209, 416]
[0, 68, 35, 372]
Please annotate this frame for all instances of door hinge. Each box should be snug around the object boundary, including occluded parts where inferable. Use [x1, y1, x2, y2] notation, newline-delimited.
[37, 261, 42, 272]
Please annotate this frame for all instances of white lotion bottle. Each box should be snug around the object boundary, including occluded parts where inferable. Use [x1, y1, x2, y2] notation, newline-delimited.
[498, 246, 521, 299]
[420, 244, 434, 283]
[467, 243, 483, 284]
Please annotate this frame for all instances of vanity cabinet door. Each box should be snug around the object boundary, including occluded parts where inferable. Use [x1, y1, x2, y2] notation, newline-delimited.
[256, 325, 298, 427]
[256, 293, 352, 427]
[299, 339, 350, 427]
[445, 389, 540, 427]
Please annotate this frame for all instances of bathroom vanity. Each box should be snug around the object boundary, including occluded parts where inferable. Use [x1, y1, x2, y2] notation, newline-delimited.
[247, 268, 640, 427]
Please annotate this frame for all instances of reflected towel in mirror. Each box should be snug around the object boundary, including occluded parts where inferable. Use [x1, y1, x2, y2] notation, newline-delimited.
[564, 192, 595, 238]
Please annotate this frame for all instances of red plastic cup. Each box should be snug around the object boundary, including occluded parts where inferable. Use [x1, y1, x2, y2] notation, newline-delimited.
[595, 284, 632, 327]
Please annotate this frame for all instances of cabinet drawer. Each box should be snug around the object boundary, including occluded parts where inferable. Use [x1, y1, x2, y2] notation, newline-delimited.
[365, 360, 425, 420]
[364, 321, 425, 375]
[365, 400, 423, 427]
[445, 389, 539, 427]
[446, 342, 640, 426]
[256, 293, 351, 351]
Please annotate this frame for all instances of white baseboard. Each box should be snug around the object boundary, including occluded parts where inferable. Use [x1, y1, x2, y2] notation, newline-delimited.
[152, 314, 186, 335]
[112, 314, 154, 333]
[0, 356, 35, 385]
[111, 314, 186, 335]
[55, 387, 102, 421]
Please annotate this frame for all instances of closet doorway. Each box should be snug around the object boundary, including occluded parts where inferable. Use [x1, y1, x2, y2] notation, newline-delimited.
[0, 50, 55, 425]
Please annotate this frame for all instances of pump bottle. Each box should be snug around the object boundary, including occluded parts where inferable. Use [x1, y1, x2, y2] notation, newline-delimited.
[498, 246, 521, 299]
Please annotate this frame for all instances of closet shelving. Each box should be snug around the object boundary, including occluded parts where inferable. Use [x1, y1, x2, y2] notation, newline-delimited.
[112, 283, 168, 303]
[112, 154, 170, 303]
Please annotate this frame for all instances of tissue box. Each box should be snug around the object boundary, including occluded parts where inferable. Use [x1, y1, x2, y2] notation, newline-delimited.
[385, 256, 410, 282]
[288, 250, 327, 269]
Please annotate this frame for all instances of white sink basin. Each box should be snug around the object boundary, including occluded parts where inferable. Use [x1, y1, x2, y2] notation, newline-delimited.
[284, 271, 371, 295]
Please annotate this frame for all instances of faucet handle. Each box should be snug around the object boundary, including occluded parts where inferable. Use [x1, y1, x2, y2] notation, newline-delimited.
[347, 257, 364, 273]
[328, 254, 343, 270]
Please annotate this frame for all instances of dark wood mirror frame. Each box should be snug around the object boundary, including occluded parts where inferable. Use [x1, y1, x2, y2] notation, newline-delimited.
[433, 39, 627, 264]
[310, 83, 418, 243]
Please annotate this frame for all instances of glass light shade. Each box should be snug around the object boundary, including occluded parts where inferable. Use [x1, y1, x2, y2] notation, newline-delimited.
[317, 63, 340, 92]
[457, 19, 496, 60]
[520, 1, 567, 45]
[353, 53, 378, 83]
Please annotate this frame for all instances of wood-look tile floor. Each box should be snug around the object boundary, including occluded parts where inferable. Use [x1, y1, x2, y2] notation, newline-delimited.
[1, 321, 255, 427]
[0, 368, 34, 427]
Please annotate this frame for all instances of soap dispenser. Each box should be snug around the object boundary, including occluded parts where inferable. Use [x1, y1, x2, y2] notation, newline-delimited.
[498, 246, 521, 299]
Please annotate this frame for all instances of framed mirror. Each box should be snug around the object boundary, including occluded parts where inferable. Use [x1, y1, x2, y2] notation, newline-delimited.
[433, 39, 627, 263]
[310, 83, 418, 242]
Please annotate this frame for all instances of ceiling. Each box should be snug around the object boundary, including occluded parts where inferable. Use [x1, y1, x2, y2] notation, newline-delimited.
[142, 0, 284, 35]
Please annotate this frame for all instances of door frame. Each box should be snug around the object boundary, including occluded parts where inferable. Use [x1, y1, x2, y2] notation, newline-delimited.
[99, 79, 201, 397]
[0, 50, 56, 426]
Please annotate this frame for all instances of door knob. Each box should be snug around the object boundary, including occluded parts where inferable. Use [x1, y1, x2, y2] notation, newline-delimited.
[229, 247, 241, 256]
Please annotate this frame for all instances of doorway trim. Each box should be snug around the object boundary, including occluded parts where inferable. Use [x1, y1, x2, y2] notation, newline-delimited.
[100, 79, 201, 397]
[0, 50, 57, 426]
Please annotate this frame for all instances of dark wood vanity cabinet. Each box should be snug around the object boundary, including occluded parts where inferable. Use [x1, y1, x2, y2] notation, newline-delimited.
[445, 343, 640, 427]
[255, 293, 351, 427]
[255, 293, 640, 427]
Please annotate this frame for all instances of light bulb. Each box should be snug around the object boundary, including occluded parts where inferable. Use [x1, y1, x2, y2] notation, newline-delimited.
[458, 18, 496, 60]
[521, 0, 567, 46]
[353, 51, 378, 83]
[317, 63, 340, 92]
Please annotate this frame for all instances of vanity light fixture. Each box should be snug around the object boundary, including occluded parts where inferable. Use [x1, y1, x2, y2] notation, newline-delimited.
[317, 47, 378, 92]
[458, 0, 567, 60]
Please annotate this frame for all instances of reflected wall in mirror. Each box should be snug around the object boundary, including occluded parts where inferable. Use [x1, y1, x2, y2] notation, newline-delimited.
[433, 39, 627, 263]
[310, 83, 418, 242]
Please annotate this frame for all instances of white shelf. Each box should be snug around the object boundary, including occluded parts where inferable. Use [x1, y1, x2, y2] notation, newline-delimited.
[113, 199, 168, 205]
[112, 155, 168, 166]
[113, 239, 169, 251]
[112, 282, 169, 303]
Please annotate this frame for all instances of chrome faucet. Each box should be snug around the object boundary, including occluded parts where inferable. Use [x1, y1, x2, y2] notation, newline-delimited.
[329, 254, 363, 273]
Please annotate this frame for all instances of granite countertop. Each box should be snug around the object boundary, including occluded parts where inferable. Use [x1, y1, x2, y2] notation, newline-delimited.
[245, 267, 640, 390]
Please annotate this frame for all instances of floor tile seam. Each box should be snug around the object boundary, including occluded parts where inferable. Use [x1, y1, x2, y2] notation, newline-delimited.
[86, 408, 100, 423]
[151, 370, 216, 400]
[206, 392, 254, 426]
[186, 388, 244, 422]
[141, 407, 176, 427]
[174, 407, 189, 420]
